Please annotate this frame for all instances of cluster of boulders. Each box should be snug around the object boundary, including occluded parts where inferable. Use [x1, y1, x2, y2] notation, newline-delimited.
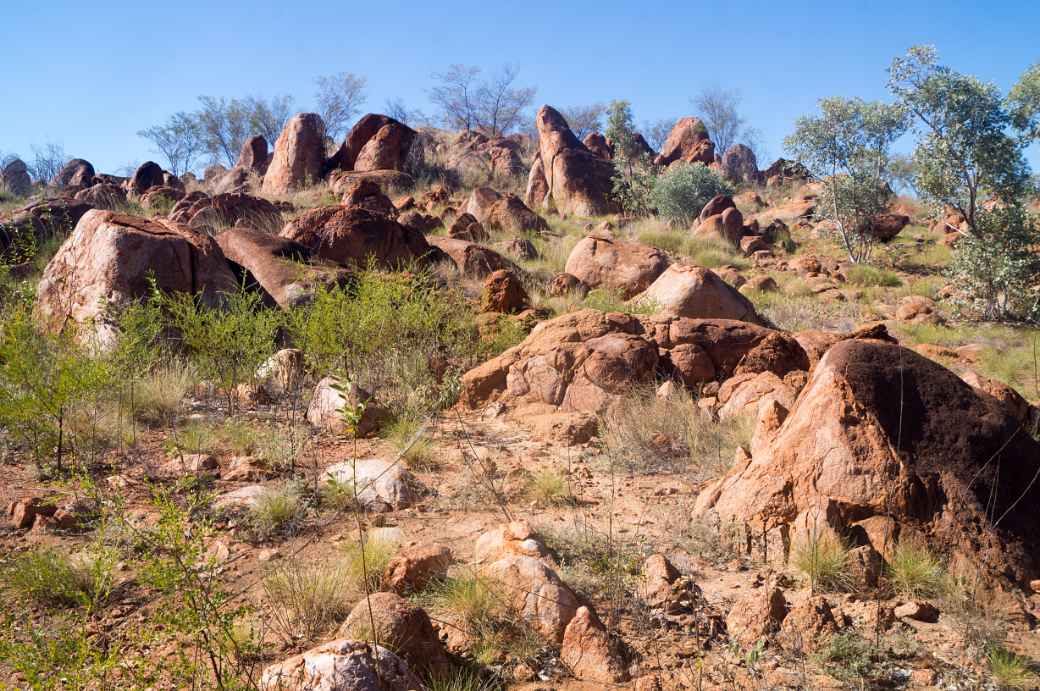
[260, 520, 629, 689]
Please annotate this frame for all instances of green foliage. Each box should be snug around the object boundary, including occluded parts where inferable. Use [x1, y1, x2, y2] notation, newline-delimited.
[6, 546, 116, 611]
[0, 306, 112, 475]
[813, 632, 876, 683]
[889, 46, 1031, 233]
[582, 288, 657, 315]
[650, 162, 733, 227]
[988, 646, 1039, 689]
[845, 265, 902, 287]
[136, 489, 257, 686]
[1009, 62, 1040, 141]
[246, 485, 305, 542]
[785, 97, 907, 262]
[792, 534, 853, 592]
[887, 541, 947, 599]
[607, 100, 656, 217]
[162, 287, 281, 413]
[341, 532, 399, 593]
[947, 205, 1040, 322]
[286, 268, 481, 418]
[0, 616, 123, 690]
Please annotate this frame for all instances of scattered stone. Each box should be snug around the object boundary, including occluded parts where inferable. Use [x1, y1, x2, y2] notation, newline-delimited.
[322, 458, 421, 512]
[382, 544, 453, 594]
[259, 639, 424, 691]
[306, 377, 386, 436]
[338, 592, 449, 675]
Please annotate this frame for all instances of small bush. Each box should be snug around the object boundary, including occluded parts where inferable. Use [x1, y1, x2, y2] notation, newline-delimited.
[385, 417, 438, 471]
[526, 469, 574, 506]
[651, 162, 733, 227]
[246, 485, 304, 542]
[164, 420, 219, 456]
[262, 560, 351, 644]
[845, 265, 902, 287]
[792, 534, 852, 592]
[988, 646, 1039, 689]
[427, 667, 501, 691]
[813, 631, 875, 683]
[684, 237, 749, 269]
[162, 287, 282, 414]
[583, 288, 658, 315]
[6, 547, 116, 610]
[540, 524, 641, 602]
[888, 541, 947, 598]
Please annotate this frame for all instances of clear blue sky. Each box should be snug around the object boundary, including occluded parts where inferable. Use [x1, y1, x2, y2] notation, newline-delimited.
[2, 0, 1038, 174]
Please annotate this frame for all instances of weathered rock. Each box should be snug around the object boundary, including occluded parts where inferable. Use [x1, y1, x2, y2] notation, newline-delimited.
[474, 520, 551, 564]
[306, 377, 386, 437]
[763, 158, 812, 187]
[717, 371, 798, 420]
[281, 206, 434, 269]
[448, 212, 488, 242]
[322, 458, 420, 512]
[481, 269, 528, 314]
[654, 117, 714, 167]
[547, 272, 589, 297]
[51, 159, 95, 190]
[726, 586, 788, 646]
[1, 197, 93, 254]
[74, 183, 127, 210]
[426, 236, 517, 278]
[561, 606, 629, 682]
[139, 185, 184, 211]
[582, 132, 613, 159]
[630, 264, 762, 323]
[696, 339, 1040, 587]
[565, 234, 669, 299]
[397, 210, 441, 234]
[0, 158, 32, 196]
[340, 177, 397, 217]
[327, 114, 416, 174]
[525, 154, 549, 209]
[338, 593, 448, 674]
[778, 596, 842, 652]
[720, 144, 760, 184]
[699, 195, 736, 223]
[35, 211, 237, 345]
[639, 554, 681, 607]
[260, 639, 424, 691]
[129, 161, 165, 196]
[501, 236, 538, 260]
[460, 310, 658, 413]
[382, 544, 453, 594]
[866, 213, 910, 242]
[464, 187, 549, 233]
[962, 371, 1032, 424]
[535, 106, 619, 217]
[483, 554, 579, 642]
[743, 275, 779, 293]
[894, 600, 940, 623]
[236, 135, 270, 174]
[695, 208, 744, 246]
[181, 192, 283, 233]
[895, 295, 942, 324]
[262, 113, 326, 194]
[328, 169, 414, 197]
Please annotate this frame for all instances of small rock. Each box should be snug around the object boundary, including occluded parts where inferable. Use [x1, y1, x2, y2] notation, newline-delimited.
[894, 600, 939, 623]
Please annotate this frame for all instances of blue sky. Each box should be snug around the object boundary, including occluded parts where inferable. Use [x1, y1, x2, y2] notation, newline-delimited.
[2, 0, 1038, 174]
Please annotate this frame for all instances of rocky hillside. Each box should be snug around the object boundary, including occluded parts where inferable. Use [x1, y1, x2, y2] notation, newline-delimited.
[1, 105, 1039, 691]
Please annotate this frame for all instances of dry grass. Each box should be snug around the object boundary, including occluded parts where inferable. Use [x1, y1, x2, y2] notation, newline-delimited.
[887, 541, 947, 599]
[262, 558, 351, 644]
[792, 533, 853, 592]
[598, 386, 754, 477]
[341, 531, 399, 593]
[133, 361, 196, 424]
[246, 485, 305, 542]
[526, 468, 574, 506]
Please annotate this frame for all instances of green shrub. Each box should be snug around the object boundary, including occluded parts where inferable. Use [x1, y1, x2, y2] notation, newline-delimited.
[845, 265, 902, 287]
[583, 288, 658, 315]
[341, 532, 399, 594]
[6, 547, 116, 610]
[0, 306, 113, 476]
[526, 469, 574, 506]
[988, 646, 1039, 689]
[813, 631, 875, 683]
[650, 162, 733, 227]
[162, 287, 282, 413]
[287, 268, 482, 419]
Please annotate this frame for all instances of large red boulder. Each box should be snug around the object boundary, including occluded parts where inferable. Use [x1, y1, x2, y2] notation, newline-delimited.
[261, 113, 326, 194]
[696, 339, 1040, 589]
[720, 144, 760, 184]
[564, 234, 669, 298]
[654, 117, 715, 167]
[50, 159, 95, 190]
[215, 227, 348, 308]
[35, 211, 238, 345]
[535, 106, 619, 217]
[326, 113, 416, 173]
[631, 264, 763, 324]
[464, 187, 549, 233]
[425, 235, 518, 278]
[280, 206, 433, 269]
